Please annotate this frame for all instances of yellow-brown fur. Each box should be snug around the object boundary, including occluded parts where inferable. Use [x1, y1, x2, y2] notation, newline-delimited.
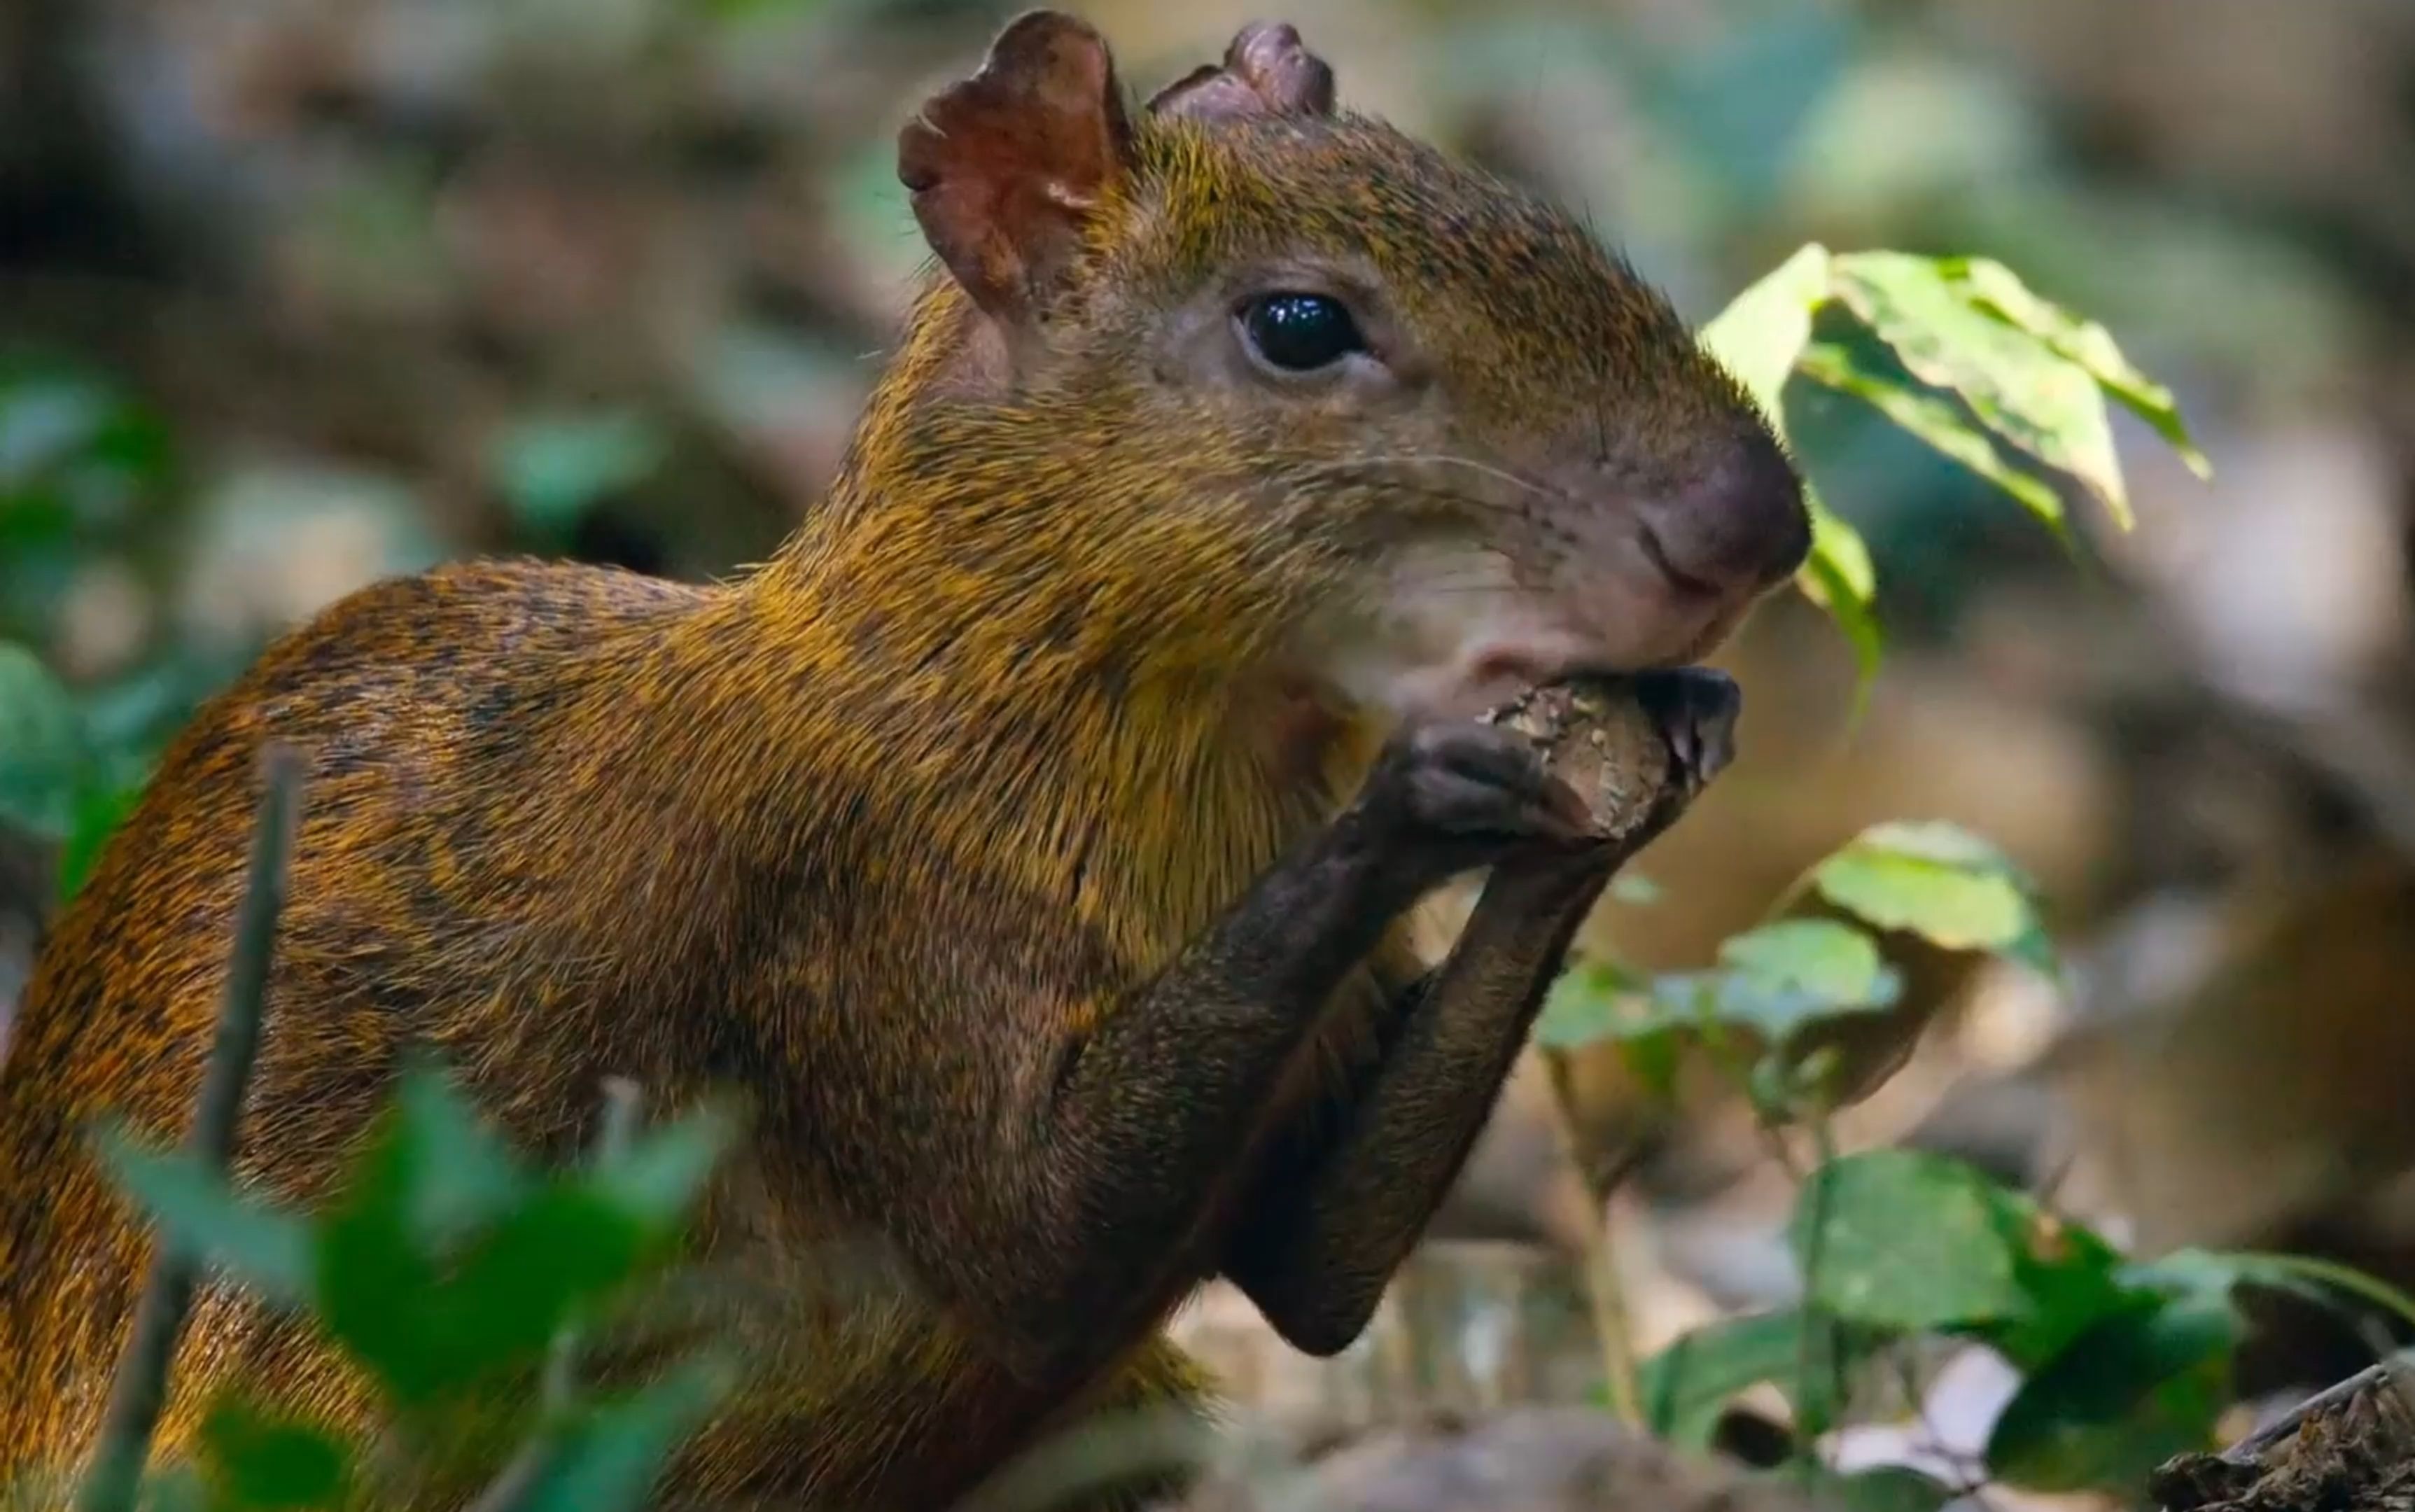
[0, 17, 1796, 1510]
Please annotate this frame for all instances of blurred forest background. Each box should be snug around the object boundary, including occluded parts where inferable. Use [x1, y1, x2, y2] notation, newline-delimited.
[5, 0, 2415, 1504]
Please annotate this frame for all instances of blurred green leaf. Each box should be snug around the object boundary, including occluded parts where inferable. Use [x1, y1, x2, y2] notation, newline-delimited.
[314, 1107, 447, 1404]
[1830, 252, 2129, 528]
[1813, 820, 2047, 960]
[1641, 1307, 1872, 1448]
[518, 1352, 736, 1512]
[1641, 1308, 1807, 1448]
[0, 362, 168, 542]
[491, 414, 667, 542]
[197, 1399, 351, 1509]
[95, 1130, 314, 1306]
[1985, 1294, 2236, 1493]
[1793, 1150, 2033, 1331]
[1534, 960, 1639, 1051]
[316, 1074, 679, 1406]
[57, 774, 143, 902]
[1946, 257, 2211, 479]
[426, 1188, 650, 1384]
[2132, 1248, 2415, 1334]
[0, 642, 88, 839]
[1797, 339, 2070, 533]
[589, 1103, 738, 1236]
[1719, 920, 1899, 1014]
[393, 1067, 529, 1250]
[1700, 243, 1832, 423]
[1802, 489, 1874, 603]
[1796, 491, 1883, 689]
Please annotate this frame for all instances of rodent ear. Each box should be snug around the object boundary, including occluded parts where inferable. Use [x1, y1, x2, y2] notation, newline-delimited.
[897, 11, 1134, 324]
[1147, 21, 1335, 122]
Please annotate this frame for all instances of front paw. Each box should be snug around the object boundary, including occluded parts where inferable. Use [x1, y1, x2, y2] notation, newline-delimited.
[1344, 721, 1593, 884]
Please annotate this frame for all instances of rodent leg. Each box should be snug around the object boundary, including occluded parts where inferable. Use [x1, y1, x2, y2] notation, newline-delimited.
[927, 722, 1586, 1387]
[1218, 671, 1740, 1356]
[1214, 844, 1619, 1357]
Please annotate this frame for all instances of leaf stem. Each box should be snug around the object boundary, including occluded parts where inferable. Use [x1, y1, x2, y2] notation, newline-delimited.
[1539, 1045, 1646, 1426]
[76, 744, 304, 1512]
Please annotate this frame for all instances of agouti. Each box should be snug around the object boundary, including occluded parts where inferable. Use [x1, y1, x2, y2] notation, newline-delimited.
[0, 13, 1808, 1510]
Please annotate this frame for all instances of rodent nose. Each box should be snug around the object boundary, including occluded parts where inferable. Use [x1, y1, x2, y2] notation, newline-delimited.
[1644, 429, 1813, 595]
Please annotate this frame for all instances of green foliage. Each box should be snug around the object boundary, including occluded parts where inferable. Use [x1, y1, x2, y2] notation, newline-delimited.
[490, 413, 669, 547]
[1812, 820, 2054, 972]
[0, 643, 87, 840]
[1795, 1151, 2038, 1333]
[1695, 246, 2209, 684]
[1547, 809, 2400, 1501]
[195, 1404, 351, 1511]
[86, 1063, 740, 1510]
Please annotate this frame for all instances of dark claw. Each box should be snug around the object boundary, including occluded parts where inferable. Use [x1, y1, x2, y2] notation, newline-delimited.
[1632, 668, 1742, 792]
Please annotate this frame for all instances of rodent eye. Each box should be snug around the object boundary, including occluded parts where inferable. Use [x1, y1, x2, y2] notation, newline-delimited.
[1238, 292, 1367, 374]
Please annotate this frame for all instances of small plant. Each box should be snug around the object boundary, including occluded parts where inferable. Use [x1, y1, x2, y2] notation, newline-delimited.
[38, 752, 743, 1512]
[1521, 246, 2414, 1509]
[1536, 816, 2415, 1508]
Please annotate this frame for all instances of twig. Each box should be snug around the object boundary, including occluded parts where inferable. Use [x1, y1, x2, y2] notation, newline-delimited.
[1539, 1044, 1648, 1427]
[76, 744, 306, 1512]
[2220, 1350, 2415, 1464]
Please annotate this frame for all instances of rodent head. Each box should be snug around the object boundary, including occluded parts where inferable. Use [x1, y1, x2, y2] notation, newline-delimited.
[853, 12, 1808, 727]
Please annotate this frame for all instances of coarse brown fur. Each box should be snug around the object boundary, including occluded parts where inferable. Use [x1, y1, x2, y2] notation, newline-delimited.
[0, 13, 1804, 1510]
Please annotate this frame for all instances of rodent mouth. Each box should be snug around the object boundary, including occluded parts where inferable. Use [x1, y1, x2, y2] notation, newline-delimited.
[1635, 520, 1724, 601]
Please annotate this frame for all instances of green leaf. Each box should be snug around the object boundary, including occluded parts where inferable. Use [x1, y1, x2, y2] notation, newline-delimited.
[1796, 338, 2071, 533]
[95, 1129, 314, 1306]
[393, 1066, 528, 1250]
[1795, 489, 1883, 692]
[491, 413, 667, 540]
[517, 1353, 736, 1512]
[1640, 1309, 1807, 1448]
[1699, 244, 1833, 424]
[1719, 920, 1899, 1013]
[1830, 251, 2129, 528]
[0, 642, 88, 840]
[1534, 960, 1638, 1051]
[314, 1109, 445, 1403]
[197, 1399, 350, 1508]
[424, 1187, 652, 1383]
[1793, 1150, 2033, 1331]
[1945, 257, 2212, 480]
[55, 773, 144, 902]
[1641, 1308, 1871, 1448]
[2132, 1248, 2415, 1334]
[1985, 1294, 2236, 1493]
[1813, 821, 2046, 958]
[588, 1103, 738, 1234]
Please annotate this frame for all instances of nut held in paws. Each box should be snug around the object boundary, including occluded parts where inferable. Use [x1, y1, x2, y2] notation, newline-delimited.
[1480, 676, 1674, 844]
[1482, 668, 1741, 843]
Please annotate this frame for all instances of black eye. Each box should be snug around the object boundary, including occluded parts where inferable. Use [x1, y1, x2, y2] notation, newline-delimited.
[1239, 292, 1367, 373]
